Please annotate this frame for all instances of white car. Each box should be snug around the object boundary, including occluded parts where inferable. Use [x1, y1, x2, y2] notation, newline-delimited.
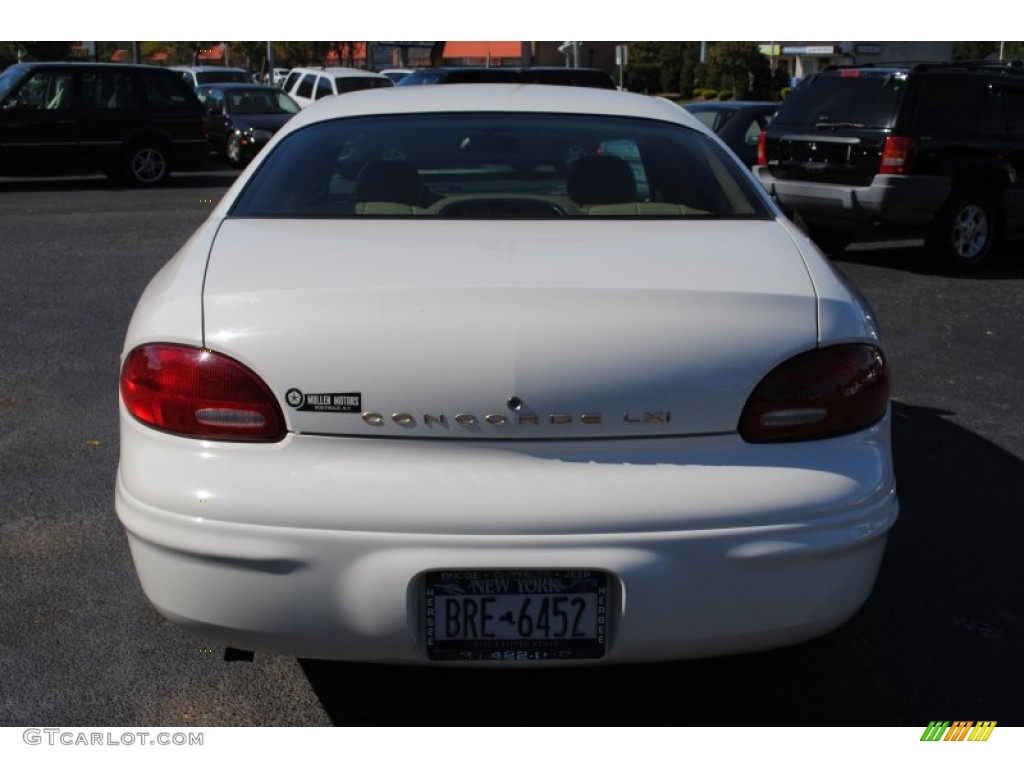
[280, 66, 392, 108]
[169, 65, 254, 89]
[117, 85, 898, 665]
[267, 67, 290, 87]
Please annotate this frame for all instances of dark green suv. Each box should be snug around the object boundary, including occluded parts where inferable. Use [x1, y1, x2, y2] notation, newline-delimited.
[0, 62, 208, 185]
[755, 60, 1024, 268]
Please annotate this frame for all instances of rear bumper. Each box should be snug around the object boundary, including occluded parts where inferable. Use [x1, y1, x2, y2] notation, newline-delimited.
[755, 168, 951, 229]
[116, 414, 898, 665]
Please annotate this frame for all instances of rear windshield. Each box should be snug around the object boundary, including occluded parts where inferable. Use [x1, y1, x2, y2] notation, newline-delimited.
[397, 70, 521, 85]
[774, 70, 908, 129]
[229, 112, 769, 220]
[334, 76, 394, 94]
[195, 70, 252, 85]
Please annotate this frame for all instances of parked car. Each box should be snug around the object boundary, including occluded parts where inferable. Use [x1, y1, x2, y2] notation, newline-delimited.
[396, 66, 617, 89]
[684, 101, 777, 168]
[169, 66, 254, 90]
[0, 61, 208, 185]
[755, 60, 1024, 267]
[378, 68, 414, 84]
[117, 84, 897, 665]
[266, 67, 290, 87]
[196, 83, 300, 165]
[280, 67, 392, 108]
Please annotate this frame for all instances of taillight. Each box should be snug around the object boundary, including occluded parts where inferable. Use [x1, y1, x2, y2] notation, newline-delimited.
[879, 136, 916, 175]
[757, 129, 768, 166]
[120, 344, 285, 442]
[739, 345, 889, 443]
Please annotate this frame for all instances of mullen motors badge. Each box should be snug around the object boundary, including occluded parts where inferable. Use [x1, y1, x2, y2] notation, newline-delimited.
[285, 389, 361, 413]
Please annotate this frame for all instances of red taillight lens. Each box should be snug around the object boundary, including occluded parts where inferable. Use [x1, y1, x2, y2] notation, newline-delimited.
[739, 344, 890, 443]
[879, 136, 916, 175]
[120, 344, 285, 442]
[757, 129, 768, 166]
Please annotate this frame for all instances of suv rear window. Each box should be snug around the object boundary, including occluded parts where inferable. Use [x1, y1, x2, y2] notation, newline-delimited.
[334, 76, 393, 94]
[774, 71, 908, 129]
[229, 113, 768, 219]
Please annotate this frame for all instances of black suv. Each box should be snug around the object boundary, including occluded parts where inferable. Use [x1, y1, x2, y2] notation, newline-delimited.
[755, 61, 1024, 267]
[0, 62, 208, 185]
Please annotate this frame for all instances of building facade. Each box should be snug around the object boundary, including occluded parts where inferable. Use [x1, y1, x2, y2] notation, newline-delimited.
[760, 42, 956, 83]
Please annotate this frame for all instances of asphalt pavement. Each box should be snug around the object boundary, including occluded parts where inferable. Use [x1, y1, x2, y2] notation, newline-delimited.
[0, 171, 1021, 726]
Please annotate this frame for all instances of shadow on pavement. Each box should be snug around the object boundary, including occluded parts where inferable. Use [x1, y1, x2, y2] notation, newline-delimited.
[837, 239, 1024, 280]
[0, 163, 239, 193]
[299, 403, 1024, 726]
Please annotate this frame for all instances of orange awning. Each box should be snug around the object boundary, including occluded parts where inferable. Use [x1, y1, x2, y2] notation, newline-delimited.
[443, 41, 521, 59]
[326, 42, 368, 62]
[197, 45, 225, 61]
[110, 49, 129, 62]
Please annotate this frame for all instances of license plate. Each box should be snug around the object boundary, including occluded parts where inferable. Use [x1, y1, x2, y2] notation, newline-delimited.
[424, 569, 607, 661]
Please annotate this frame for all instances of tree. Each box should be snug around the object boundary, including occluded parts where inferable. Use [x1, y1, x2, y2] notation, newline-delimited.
[3, 42, 73, 62]
[624, 42, 700, 95]
[705, 42, 770, 100]
[953, 42, 998, 61]
[230, 41, 269, 71]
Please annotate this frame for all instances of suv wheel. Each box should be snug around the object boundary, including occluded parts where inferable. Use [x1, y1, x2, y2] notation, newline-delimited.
[926, 189, 997, 269]
[123, 141, 171, 186]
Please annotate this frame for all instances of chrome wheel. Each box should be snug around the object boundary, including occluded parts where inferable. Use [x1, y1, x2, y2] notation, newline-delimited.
[927, 190, 997, 269]
[127, 145, 169, 185]
[950, 203, 989, 261]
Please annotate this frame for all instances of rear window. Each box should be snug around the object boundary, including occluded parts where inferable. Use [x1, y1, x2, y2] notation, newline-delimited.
[195, 70, 252, 85]
[773, 71, 908, 129]
[229, 112, 768, 219]
[334, 76, 393, 94]
[141, 72, 194, 108]
[687, 107, 734, 132]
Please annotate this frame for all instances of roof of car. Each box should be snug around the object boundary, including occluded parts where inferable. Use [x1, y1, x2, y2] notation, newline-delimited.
[8, 61, 172, 71]
[170, 65, 250, 72]
[288, 67, 390, 78]
[287, 83, 708, 133]
[196, 83, 280, 91]
[686, 101, 779, 108]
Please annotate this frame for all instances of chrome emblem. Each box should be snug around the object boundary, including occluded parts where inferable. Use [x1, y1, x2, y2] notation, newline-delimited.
[360, 411, 671, 428]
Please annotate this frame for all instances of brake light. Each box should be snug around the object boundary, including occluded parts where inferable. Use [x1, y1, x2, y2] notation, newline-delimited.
[879, 136, 916, 175]
[757, 129, 768, 166]
[739, 345, 889, 442]
[120, 344, 285, 442]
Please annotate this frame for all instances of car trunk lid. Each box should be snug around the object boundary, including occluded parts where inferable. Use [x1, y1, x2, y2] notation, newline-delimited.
[202, 218, 818, 439]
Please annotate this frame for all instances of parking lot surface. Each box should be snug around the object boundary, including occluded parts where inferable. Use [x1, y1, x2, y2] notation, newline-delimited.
[0, 171, 1021, 726]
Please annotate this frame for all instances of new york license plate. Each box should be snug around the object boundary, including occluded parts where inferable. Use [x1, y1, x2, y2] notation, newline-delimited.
[424, 569, 607, 661]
